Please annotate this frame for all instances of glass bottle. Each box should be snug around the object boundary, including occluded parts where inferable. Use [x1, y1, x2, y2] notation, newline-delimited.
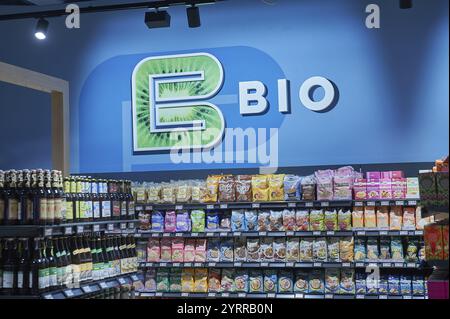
[92, 179, 100, 222]
[5, 170, 20, 225]
[52, 170, 62, 225]
[0, 171, 5, 225]
[44, 170, 55, 225]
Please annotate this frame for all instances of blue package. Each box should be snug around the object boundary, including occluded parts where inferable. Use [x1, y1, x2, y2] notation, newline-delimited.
[206, 212, 220, 230]
[151, 211, 164, 232]
[378, 275, 388, 295]
[400, 275, 412, 296]
[388, 274, 400, 296]
[231, 209, 247, 231]
[355, 273, 366, 294]
[412, 276, 425, 296]
[366, 273, 378, 295]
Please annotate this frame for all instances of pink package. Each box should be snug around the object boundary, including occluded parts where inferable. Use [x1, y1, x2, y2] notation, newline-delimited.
[366, 179, 380, 199]
[184, 239, 196, 262]
[164, 211, 176, 232]
[171, 238, 185, 262]
[381, 172, 391, 179]
[366, 171, 381, 179]
[390, 171, 404, 178]
[392, 178, 406, 199]
[315, 169, 334, 200]
[333, 166, 355, 200]
[195, 239, 207, 262]
[379, 178, 393, 199]
[353, 178, 367, 200]
[147, 239, 161, 262]
[159, 238, 172, 262]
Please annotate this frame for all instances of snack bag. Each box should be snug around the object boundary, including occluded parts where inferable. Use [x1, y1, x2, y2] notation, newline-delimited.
[376, 207, 389, 230]
[301, 175, 316, 200]
[194, 239, 207, 262]
[244, 210, 258, 231]
[190, 180, 202, 203]
[235, 175, 252, 202]
[176, 211, 191, 232]
[206, 211, 220, 230]
[333, 166, 354, 200]
[156, 270, 170, 292]
[299, 238, 313, 262]
[325, 268, 340, 294]
[278, 270, 294, 293]
[327, 237, 340, 262]
[378, 275, 388, 295]
[147, 239, 160, 262]
[282, 209, 296, 231]
[351, 207, 364, 229]
[339, 237, 354, 262]
[405, 238, 418, 262]
[191, 210, 205, 233]
[159, 238, 172, 262]
[402, 207, 416, 230]
[443, 225, 449, 260]
[181, 269, 195, 293]
[391, 237, 404, 261]
[220, 212, 231, 230]
[260, 237, 274, 262]
[161, 183, 176, 204]
[269, 210, 283, 231]
[379, 239, 391, 260]
[294, 271, 309, 293]
[286, 238, 300, 262]
[324, 209, 338, 231]
[295, 210, 309, 231]
[388, 274, 400, 296]
[204, 175, 221, 203]
[151, 211, 164, 232]
[400, 275, 412, 295]
[309, 210, 324, 231]
[313, 237, 328, 262]
[247, 238, 260, 262]
[220, 269, 235, 292]
[354, 238, 366, 262]
[176, 182, 191, 203]
[412, 276, 425, 296]
[144, 269, 157, 292]
[366, 272, 378, 295]
[257, 211, 270, 231]
[234, 238, 247, 262]
[274, 238, 287, 262]
[208, 268, 222, 292]
[231, 210, 246, 231]
[234, 270, 249, 292]
[366, 238, 379, 261]
[355, 273, 366, 295]
[364, 206, 376, 229]
[194, 268, 208, 293]
[249, 270, 264, 293]
[164, 211, 176, 232]
[138, 210, 151, 231]
[268, 174, 285, 201]
[220, 239, 234, 262]
[252, 175, 269, 202]
[171, 238, 185, 262]
[263, 270, 277, 293]
[284, 175, 301, 201]
[218, 175, 236, 202]
[207, 239, 221, 262]
[315, 169, 334, 200]
[198, 181, 208, 203]
[389, 207, 403, 230]
[337, 209, 352, 231]
[183, 239, 196, 263]
[308, 270, 325, 294]
[169, 269, 182, 292]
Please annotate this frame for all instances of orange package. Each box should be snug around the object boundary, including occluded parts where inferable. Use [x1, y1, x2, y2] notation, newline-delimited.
[424, 224, 444, 260]
[352, 207, 364, 229]
[364, 206, 376, 229]
[402, 207, 416, 230]
[376, 207, 389, 230]
[389, 206, 403, 230]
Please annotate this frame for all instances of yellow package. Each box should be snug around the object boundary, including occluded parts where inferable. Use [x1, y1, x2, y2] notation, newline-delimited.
[204, 175, 221, 203]
[181, 269, 195, 293]
[194, 268, 209, 293]
[339, 237, 354, 262]
[364, 206, 376, 228]
[268, 174, 285, 201]
[352, 207, 364, 229]
[252, 175, 269, 202]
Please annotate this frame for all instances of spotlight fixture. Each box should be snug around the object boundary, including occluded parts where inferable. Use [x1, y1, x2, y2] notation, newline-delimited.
[145, 9, 171, 29]
[187, 5, 201, 28]
[34, 17, 48, 40]
[400, 0, 412, 9]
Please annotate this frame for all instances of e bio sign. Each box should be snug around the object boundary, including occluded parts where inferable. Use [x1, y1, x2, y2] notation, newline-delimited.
[132, 52, 337, 152]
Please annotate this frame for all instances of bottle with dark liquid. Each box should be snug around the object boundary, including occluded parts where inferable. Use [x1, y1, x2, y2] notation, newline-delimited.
[1, 239, 17, 295]
[111, 180, 121, 221]
[85, 178, 93, 222]
[46, 239, 57, 290]
[16, 171, 26, 225]
[119, 180, 127, 221]
[17, 239, 31, 295]
[92, 179, 100, 222]
[112, 236, 121, 276]
[36, 170, 47, 225]
[63, 177, 73, 223]
[23, 170, 34, 225]
[4, 170, 20, 225]
[30, 239, 40, 295]
[105, 236, 114, 278]
[52, 170, 62, 225]
[71, 236, 81, 286]
[39, 239, 50, 292]
[0, 171, 5, 224]
[44, 170, 55, 225]
[126, 181, 135, 221]
[100, 179, 111, 221]
[75, 177, 83, 222]
[54, 238, 64, 288]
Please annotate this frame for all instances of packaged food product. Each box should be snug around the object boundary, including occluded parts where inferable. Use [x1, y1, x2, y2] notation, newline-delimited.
[278, 270, 293, 293]
[252, 175, 269, 202]
[206, 211, 220, 230]
[181, 269, 195, 293]
[400, 275, 412, 295]
[161, 183, 176, 204]
[378, 275, 388, 295]
[151, 211, 164, 232]
[274, 238, 287, 262]
[194, 268, 208, 293]
[260, 237, 274, 261]
[147, 183, 161, 203]
[402, 207, 416, 230]
[366, 238, 379, 261]
[136, 183, 148, 203]
[353, 179, 367, 200]
[337, 209, 352, 231]
[366, 273, 378, 295]
[204, 175, 221, 203]
[352, 207, 364, 229]
[391, 237, 404, 261]
[249, 270, 264, 293]
[376, 207, 389, 230]
[184, 239, 196, 262]
[294, 271, 309, 293]
[339, 237, 354, 262]
[191, 180, 202, 203]
[269, 210, 284, 231]
[355, 273, 366, 294]
[220, 239, 234, 262]
[333, 166, 355, 200]
[176, 211, 191, 232]
[156, 270, 170, 292]
[263, 270, 277, 293]
[424, 224, 444, 260]
[176, 182, 191, 203]
[235, 175, 252, 202]
[231, 210, 246, 231]
[234, 238, 247, 262]
[219, 211, 231, 230]
[171, 238, 185, 262]
[388, 274, 400, 295]
[324, 209, 338, 231]
[208, 268, 222, 292]
[308, 270, 325, 294]
[218, 175, 236, 202]
[244, 210, 258, 231]
[299, 238, 313, 262]
[220, 269, 235, 292]
[207, 239, 221, 262]
[234, 270, 249, 292]
[138, 210, 151, 231]
[418, 239, 426, 261]
[301, 175, 316, 201]
[160, 238, 172, 262]
[379, 238, 391, 260]
[195, 239, 207, 262]
[144, 269, 156, 292]
[380, 178, 392, 199]
[313, 237, 327, 262]
[412, 276, 425, 296]
[315, 169, 334, 201]
[309, 209, 324, 231]
[406, 177, 420, 199]
[364, 206, 376, 229]
[257, 210, 270, 231]
[327, 237, 340, 262]
[282, 209, 296, 231]
[366, 179, 380, 200]
[392, 177, 406, 199]
[286, 238, 300, 262]
[136, 242, 147, 263]
[268, 174, 285, 201]
[146, 239, 160, 262]
[191, 210, 205, 233]
[295, 210, 309, 231]
[169, 269, 182, 292]
[389, 206, 403, 230]
[354, 238, 366, 262]
[247, 238, 260, 262]
[405, 238, 418, 262]
[325, 268, 340, 293]
[284, 175, 301, 201]
[164, 211, 176, 232]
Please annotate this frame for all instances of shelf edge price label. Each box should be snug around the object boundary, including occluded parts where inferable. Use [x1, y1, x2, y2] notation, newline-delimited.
[82, 286, 92, 293]
[286, 262, 294, 267]
[403, 295, 412, 300]
[194, 263, 202, 267]
[379, 231, 388, 236]
[326, 231, 335, 235]
[221, 293, 230, 297]
[407, 200, 417, 206]
[163, 233, 170, 237]
[342, 263, 351, 267]
[260, 262, 269, 267]
[267, 293, 276, 298]
[175, 205, 183, 210]
[151, 233, 159, 237]
[238, 293, 246, 298]
[107, 224, 114, 231]
[76, 226, 84, 234]
[400, 231, 408, 235]
[208, 262, 216, 267]
[356, 295, 365, 299]
[145, 206, 153, 210]
[44, 294, 54, 299]
[64, 227, 72, 235]
[252, 203, 260, 208]
[325, 294, 333, 299]
[233, 232, 241, 237]
[355, 263, 364, 267]
[184, 263, 192, 267]
[159, 262, 167, 267]
[407, 263, 416, 268]
[173, 263, 180, 267]
[206, 205, 214, 209]
[220, 204, 228, 209]
[206, 232, 214, 237]
[259, 231, 267, 236]
[208, 293, 216, 297]
[131, 275, 139, 281]
[321, 202, 329, 207]
[44, 228, 53, 236]
[93, 224, 100, 232]
[394, 263, 404, 268]
[128, 223, 135, 229]
[155, 292, 163, 297]
[181, 293, 189, 297]
[415, 230, 423, 236]
[286, 231, 294, 236]
[191, 233, 199, 237]
[219, 232, 228, 237]
[234, 262, 242, 267]
[175, 233, 183, 237]
[382, 263, 391, 268]
[305, 202, 313, 207]
[313, 262, 322, 267]
[99, 282, 109, 289]
[357, 231, 366, 236]
[118, 278, 127, 285]
[295, 293, 304, 299]
[380, 201, 389, 206]
[312, 231, 321, 236]
[354, 202, 363, 207]
[288, 202, 296, 208]
[395, 201, 404, 206]
[367, 201, 375, 206]
[379, 295, 388, 299]
[65, 290, 74, 297]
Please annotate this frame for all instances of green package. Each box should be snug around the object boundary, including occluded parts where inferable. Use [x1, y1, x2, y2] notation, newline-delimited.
[191, 210, 206, 232]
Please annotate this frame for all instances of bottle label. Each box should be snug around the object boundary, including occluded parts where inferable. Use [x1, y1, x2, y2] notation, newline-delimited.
[57, 267, 64, 286]
[8, 198, 19, 220]
[18, 271, 24, 288]
[121, 204, 127, 216]
[2, 270, 14, 288]
[93, 202, 100, 219]
[65, 201, 74, 220]
[79, 201, 87, 219]
[38, 268, 49, 289]
[26, 198, 34, 221]
[102, 201, 111, 218]
[49, 267, 57, 286]
[113, 201, 121, 217]
[128, 202, 135, 216]
[40, 198, 48, 221]
[75, 201, 80, 219]
[54, 199, 62, 220]
[29, 271, 33, 289]
[86, 201, 93, 218]
[47, 199, 55, 221]
[0, 199, 5, 221]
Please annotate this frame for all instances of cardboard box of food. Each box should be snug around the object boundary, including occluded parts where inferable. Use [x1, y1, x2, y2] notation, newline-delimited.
[406, 177, 420, 199]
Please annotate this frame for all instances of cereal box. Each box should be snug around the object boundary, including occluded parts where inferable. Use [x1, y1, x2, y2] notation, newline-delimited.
[424, 224, 444, 260]
[366, 179, 380, 200]
[392, 178, 406, 199]
[390, 171, 405, 178]
[406, 177, 420, 199]
[380, 178, 392, 199]
[353, 178, 367, 200]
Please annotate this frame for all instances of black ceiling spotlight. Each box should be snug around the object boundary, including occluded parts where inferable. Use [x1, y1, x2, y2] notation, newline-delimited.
[145, 9, 171, 28]
[187, 5, 201, 28]
[400, 0, 413, 9]
[34, 17, 48, 40]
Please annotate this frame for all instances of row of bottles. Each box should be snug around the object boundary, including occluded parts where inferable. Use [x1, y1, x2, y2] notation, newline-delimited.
[0, 169, 135, 225]
[0, 235, 137, 295]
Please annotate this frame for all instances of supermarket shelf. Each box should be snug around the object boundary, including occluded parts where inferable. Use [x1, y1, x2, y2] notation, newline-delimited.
[425, 260, 449, 269]
[0, 295, 41, 299]
[139, 261, 421, 269]
[0, 220, 139, 237]
[135, 229, 423, 238]
[135, 199, 419, 211]
[136, 292, 426, 299]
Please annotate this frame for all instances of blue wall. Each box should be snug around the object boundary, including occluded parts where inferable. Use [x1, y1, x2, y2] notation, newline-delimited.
[0, 0, 448, 173]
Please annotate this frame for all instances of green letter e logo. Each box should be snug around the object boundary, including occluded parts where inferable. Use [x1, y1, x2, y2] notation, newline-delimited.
[132, 53, 225, 152]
